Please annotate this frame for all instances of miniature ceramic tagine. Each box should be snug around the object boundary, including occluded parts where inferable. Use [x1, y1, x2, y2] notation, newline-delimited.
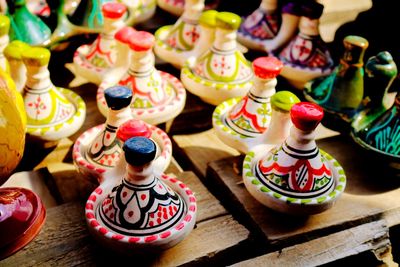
[4, 40, 30, 93]
[155, 3, 219, 69]
[98, 30, 186, 125]
[243, 102, 346, 215]
[276, 1, 334, 89]
[22, 47, 86, 141]
[0, 67, 26, 185]
[157, 0, 219, 17]
[304, 35, 368, 132]
[85, 137, 196, 252]
[65, 2, 127, 87]
[181, 12, 253, 106]
[0, 187, 46, 259]
[351, 51, 399, 161]
[6, 0, 51, 46]
[213, 56, 282, 154]
[0, 14, 10, 72]
[154, 0, 205, 68]
[73, 86, 172, 184]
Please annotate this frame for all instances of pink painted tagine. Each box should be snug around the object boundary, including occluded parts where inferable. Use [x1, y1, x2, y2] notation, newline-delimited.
[85, 136, 197, 253]
[22, 47, 86, 141]
[0, 187, 46, 260]
[213, 56, 282, 153]
[155, 0, 217, 69]
[65, 2, 127, 87]
[237, 0, 302, 52]
[157, 0, 219, 17]
[276, 1, 334, 89]
[181, 11, 253, 106]
[73, 86, 172, 185]
[97, 29, 186, 125]
[243, 102, 346, 215]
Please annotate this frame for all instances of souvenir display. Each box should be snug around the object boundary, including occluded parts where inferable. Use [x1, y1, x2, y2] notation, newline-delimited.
[85, 137, 196, 252]
[304, 35, 368, 131]
[213, 56, 281, 153]
[276, 1, 334, 89]
[22, 47, 86, 141]
[181, 11, 253, 105]
[65, 2, 127, 87]
[243, 102, 346, 214]
[351, 51, 399, 161]
[0, 187, 46, 260]
[97, 30, 186, 125]
[73, 86, 172, 184]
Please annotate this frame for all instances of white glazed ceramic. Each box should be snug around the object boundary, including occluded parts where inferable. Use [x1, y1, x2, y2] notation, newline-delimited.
[85, 137, 196, 253]
[97, 30, 186, 125]
[120, 0, 156, 25]
[213, 57, 282, 153]
[22, 47, 85, 141]
[65, 2, 127, 87]
[243, 102, 346, 215]
[181, 11, 253, 106]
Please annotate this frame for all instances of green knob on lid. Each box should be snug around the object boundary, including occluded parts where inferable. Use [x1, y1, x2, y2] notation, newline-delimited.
[22, 47, 51, 67]
[271, 91, 300, 112]
[0, 15, 10, 36]
[216, 12, 241, 30]
[4, 40, 30, 60]
[199, 10, 218, 28]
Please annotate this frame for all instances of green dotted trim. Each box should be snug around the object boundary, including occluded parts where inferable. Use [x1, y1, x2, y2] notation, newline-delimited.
[242, 149, 346, 206]
[27, 88, 86, 137]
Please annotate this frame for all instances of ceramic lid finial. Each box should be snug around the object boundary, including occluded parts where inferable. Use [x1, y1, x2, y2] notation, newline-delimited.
[115, 27, 136, 44]
[129, 31, 155, 52]
[0, 15, 10, 37]
[216, 12, 241, 30]
[290, 102, 324, 131]
[123, 137, 156, 166]
[342, 36, 369, 65]
[117, 119, 152, 142]
[271, 91, 300, 112]
[102, 2, 127, 19]
[21, 47, 50, 67]
[4, 40, 30, 60]
[104, 86, 132, 111]
[199, 10, 218, 28]
[253, 57, 283, 80]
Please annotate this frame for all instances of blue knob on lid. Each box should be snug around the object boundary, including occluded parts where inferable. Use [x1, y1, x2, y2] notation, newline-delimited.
[123, 137, 156, 166]
[104, 86, 132, 110]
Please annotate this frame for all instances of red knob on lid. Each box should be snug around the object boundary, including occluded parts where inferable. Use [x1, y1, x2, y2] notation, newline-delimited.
[115, 27, 136, 44]
[290, 102, 324, 131]
[117, 119, 152, 142]
[102, 2, 127, 19]
[129, 31, 155, 51]
[252, 57, 283, 79]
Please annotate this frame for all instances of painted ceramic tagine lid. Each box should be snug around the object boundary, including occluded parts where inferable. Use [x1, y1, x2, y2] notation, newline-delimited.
[0, 187, 46, 260]
[65, 2, 127, 87]
[181, 11, 253, 106]
[22, 47, 86, 141]
[243, 102, 346, 215]
[351, 51, 399, 162]
[157, 0, 220, 17]
[97, 30, 186, 125]
[303, 35, 369, 132]
[276, 1, 334, 89]
[213, 56, 282, 154]
[73, 86, 172, 185]
[85, 137, 196, 252]
[154, 0, 205, 68]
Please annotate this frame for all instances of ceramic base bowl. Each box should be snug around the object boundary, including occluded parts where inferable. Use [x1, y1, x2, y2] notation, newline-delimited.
[85, 175, 197, 253]
[280, 63, 333, 90]
[73, 123, 173, 185]
[27, 88, 86, 141]
[97, 72, 186, 125]
[242, 148, 346, 215]
[154, 25, 186, 69]
[213, 97, 261, 154]
[181, 63, 253, 106]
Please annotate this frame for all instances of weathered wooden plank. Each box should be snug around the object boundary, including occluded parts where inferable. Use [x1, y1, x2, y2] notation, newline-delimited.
[206, 134, 400, 248]
[2, 171, 249, 266]
[231, 220, 392, 267]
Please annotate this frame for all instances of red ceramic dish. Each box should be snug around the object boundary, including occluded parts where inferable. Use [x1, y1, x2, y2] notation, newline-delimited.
[0, 187, 46, 260]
